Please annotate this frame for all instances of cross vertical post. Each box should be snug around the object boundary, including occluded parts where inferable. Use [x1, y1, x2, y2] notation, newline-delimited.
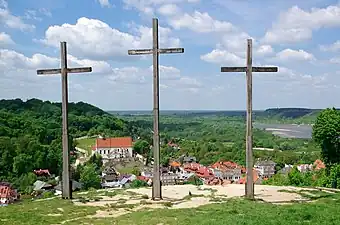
[37, 42, 92, 199]
[220, 39, 278, 199]
[152, 18, 161, 200]
[245, 39, 253, 198]
[128, 18, 184, 200]
[61, 42, 70, 199]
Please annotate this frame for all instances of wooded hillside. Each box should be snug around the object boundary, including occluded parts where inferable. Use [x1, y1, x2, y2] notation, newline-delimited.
[0, 98, 130, 191]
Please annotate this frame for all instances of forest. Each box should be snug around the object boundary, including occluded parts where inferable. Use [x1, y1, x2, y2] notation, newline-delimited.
[0, 98, 339, 192]
[121, 114, 320, 168]
[0, 98, 130, 191]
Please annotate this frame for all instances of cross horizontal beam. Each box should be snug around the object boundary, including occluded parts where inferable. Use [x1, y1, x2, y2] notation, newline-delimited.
[37, 67, 92, 75]
[221, 67, 278, 73]
[128, 48, 184, 55]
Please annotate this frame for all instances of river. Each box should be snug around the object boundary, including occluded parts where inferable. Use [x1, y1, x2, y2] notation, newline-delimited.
[253, 123, 313, 139]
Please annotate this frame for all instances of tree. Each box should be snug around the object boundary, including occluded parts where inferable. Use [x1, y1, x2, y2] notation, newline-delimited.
[86, 154, 103, 172]
[133, 140, 152, 165]
[288, 167, 304, 186]
[131, 167, 141, 176]
[133, 140, 150, 155]
[80, 163, 101, 190]
[313, 108, 340, 166]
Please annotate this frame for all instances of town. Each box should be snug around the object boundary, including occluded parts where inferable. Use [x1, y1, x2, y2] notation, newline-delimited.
[0, 134, 327, 204]
[1, 0, 340, 224]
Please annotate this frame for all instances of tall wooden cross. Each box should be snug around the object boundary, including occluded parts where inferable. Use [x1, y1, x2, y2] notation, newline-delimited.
[128, 18, 184, 200]
[220, 39, 278, 199]
[37, 42, 92, 199]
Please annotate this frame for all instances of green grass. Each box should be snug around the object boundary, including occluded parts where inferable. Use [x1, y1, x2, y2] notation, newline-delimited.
[73, 197, 340, 225]
[76, 138, 96, 156]
[114, 161, 145, 174]
[0, 198, 100, 225]
[2, 192, 340, 225]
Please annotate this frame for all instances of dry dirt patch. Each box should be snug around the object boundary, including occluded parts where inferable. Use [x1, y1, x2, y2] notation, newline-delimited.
[71, 184, 338, 221]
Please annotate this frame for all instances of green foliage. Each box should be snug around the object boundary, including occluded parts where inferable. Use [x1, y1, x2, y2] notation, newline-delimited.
[287, 167, 313, 186]
[265, 167, 313, 187]
[42, 191, 55, 199]
[80, 164, 101, 190]
[0, 98, 129, 191]
[121, 114, 320, 167]
[313, 108, 340, 166]
[15, 172, 37, 193]
[86, 154, 103, 172]
[131, 167, 141, 176]
[133, 140, 150, 155]
[130, 179, 148, 188]
[313, 165, 340, 189]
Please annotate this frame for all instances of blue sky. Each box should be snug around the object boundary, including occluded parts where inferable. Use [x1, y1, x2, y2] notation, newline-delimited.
[1, 0, 340, 110]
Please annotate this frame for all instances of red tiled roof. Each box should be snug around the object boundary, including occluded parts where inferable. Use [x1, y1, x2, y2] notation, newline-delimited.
[211, 161, 241, 171]
[196, 167, 214, 178]
[33, 169, 51, 176]
[314, 159, 326, 170]
[96, 137, 133, 148]
[170, 161, 181, 167]
[137, 176, 150, 182]
[238, 169, 259, 184]
[183, 163, 201, 171]
[0, 185, 17, 199]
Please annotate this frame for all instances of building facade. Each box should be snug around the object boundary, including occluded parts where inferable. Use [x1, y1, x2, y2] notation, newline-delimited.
[0, 182, 19, 205]
[93, 137, 133, 160]
[254, 160, 276, 178]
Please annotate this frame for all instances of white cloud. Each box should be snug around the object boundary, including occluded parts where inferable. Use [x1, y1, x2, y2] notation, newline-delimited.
[329, 57, 340, 64]
[24, 10, 41, 21]
[256, 45, 274, 56]
[0, 1, 35, 31]
[149, 65, 181, 80]
[40, 17, 180, 60]
[200, 49, 244, 66]
[157, 4, 180, 16]
[24, 8, 52, 21]
[263, 5, 340, 44]
[109, 67, 146, 84]
[0, 48, 200, 93]
[169, 11, 235, 33]
[123, 0, 198, 15]
[218, 32, 251, 52]
[0, 32, 14, 45]
[0, 49, 58, 72]
[320, 40, 340, 52]
[96, 0, 111, 7]
[274, 49, 315, 62]
[39, 8, 52, 17]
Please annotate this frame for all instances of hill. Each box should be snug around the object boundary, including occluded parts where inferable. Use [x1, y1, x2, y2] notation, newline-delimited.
[110, 108, 337, 123]
[0, 98, 130, 191]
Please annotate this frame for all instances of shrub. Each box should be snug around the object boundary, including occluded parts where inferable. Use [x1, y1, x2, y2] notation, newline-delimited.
[42, 191, 55, 199]
[130, 179, 148, 188]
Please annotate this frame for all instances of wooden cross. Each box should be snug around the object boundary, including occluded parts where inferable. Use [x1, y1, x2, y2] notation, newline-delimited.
[220, 39, 278, 199]
[37, 42, 92, 199]
[128, 18, 184, 200]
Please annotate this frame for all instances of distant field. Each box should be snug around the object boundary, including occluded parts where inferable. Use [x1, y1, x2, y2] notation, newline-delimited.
[76, 138, 96, 156]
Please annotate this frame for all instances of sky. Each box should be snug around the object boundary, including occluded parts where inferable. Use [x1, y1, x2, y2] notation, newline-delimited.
[1, 0, 340, 110]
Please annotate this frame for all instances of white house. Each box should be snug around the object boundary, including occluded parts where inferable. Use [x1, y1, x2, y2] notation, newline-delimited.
[93, 137, 133, 159]
[254, 160, 276, 178]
